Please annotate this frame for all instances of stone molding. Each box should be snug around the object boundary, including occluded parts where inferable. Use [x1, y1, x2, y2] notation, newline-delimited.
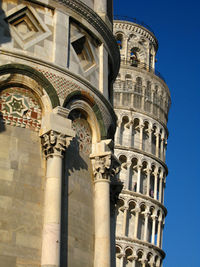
[121, 190, 167, 216]
[54, 0, 120, 80]
[115, 146, 168, 174]
[116, 236, 165, 258]
[41, 130, 72, 158]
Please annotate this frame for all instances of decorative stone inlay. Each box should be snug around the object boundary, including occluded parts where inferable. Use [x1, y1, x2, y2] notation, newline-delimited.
[5, 4, 51, 50]
[72, 118, 92, 155]
[54, 0, 120, 79]
[41, 130, 72, 158]
[36, 67, 117, 139]
[92, 155, 120, 181]
[0, 88, 42, 131]
[36, 68, 79, 99]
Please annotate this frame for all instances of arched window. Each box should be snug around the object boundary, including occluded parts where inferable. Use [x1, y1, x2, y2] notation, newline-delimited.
[116, 33, 123, 49]
[130, 47, 140, 66]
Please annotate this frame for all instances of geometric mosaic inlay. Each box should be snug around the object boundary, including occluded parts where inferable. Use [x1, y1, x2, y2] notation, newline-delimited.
[0, 88, 42, 131]
[5, 5, 51, 50]
[72, 118, 92, 155]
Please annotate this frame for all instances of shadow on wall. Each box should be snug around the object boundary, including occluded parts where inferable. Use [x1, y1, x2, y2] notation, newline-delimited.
[61, 138, 88, 267]
[0, 2, 11, 46]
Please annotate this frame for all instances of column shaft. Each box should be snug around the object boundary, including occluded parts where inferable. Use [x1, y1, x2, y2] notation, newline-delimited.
[156, 133, 160, 157]
[94, 179, 111, 267]
[144, 213, 149, 242]
[160, 138, 164, 160]
[134, 210, 139, 239]
[41, 155, 62, 267]
[139, 125, 144, 150]
[115, 122, 121, 145]
[146, 170, 151, 197]
[154, 173, 158, 200]
[157, 220, 162, 247]
[129, 123, 133, 147]
[159, 176, 163, 202]
[123, 208, 128, 236]
[136, 167, 141, 193]
[151, 217, 156, 244]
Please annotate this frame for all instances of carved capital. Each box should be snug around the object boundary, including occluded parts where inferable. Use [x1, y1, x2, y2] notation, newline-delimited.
[41, 130, 72, 158]
[92, 154, 120, 181]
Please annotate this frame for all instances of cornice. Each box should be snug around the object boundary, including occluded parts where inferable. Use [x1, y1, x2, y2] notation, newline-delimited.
[116, 236, 165, 258]
[53, 0, 120, 81]
[114, 106, 169, 135]
[114, 20, 158, 51]
[121, 190, 167, 216]
[114, 145, 168, 174]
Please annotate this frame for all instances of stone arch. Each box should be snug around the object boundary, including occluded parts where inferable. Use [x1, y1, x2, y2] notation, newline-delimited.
[115, 31, 124, 50]
[0, 64, 60, 108]
[127, 200, 137, 238]
[116, 197, 125, 236]
[63, 91, 105, 141]
[125, 247, 134, 267]
[118, 154, 128, 187]
[120, 115, 129, 146]
[0, 65, 55, 264]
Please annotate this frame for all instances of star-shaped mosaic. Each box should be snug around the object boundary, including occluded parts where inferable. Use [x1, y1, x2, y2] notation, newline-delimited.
[10, 98, 25, 113]
[7, 95, 28, 117]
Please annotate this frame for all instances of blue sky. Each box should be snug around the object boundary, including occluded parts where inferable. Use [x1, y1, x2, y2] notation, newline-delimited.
[113, 0, 200, 266]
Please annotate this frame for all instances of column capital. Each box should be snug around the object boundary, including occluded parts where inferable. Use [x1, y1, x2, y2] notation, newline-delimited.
[144, 211, 150, 218]
[137, 164, 142, 170]
[125, 120, 133, 129]
[41, 130, 73, 158]
[152, 214, 158, 220]
[146, 168, 152, 174]
[91, 154, 120, 181]
[135, 207, 140, 213]
[40, 107, 75, 158]
[139, 124, 144, 129]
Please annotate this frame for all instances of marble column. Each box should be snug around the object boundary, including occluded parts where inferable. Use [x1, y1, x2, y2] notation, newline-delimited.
[123, 206, 128, 236]
[91, 140, 120, 267]
[129, 121, 133, 147]
[148, 128, 153, 154]
[115, 120, 121, 145]
[146, 168, 151, 197]
[159, 172, 163, 202]
[139, 124, 144, 150]
[136, 165, 142, 193]
[157, 217, 162, 247]
[151, 215, 157, 245]
[144, 212, 149, 242]
[126, 161, 132, 190]
[155, 132, 160, 157]
[160, 137, 164, 161]
[153, 171, 158, 200]
[40, 107, 74, 267]
[134, 208, 140, 239]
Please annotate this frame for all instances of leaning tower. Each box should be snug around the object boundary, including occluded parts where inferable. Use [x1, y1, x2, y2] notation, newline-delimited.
[113, 17, 171, 267]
